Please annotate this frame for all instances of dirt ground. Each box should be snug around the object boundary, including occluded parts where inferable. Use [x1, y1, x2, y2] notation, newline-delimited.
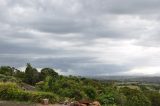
[0, 101, 64, 106]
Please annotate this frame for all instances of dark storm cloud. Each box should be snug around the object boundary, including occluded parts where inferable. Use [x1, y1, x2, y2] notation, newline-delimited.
[1, 0, 160, 75]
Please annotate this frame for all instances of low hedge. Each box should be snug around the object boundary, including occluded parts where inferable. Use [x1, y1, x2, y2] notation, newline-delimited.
[0, 82, 58, 103]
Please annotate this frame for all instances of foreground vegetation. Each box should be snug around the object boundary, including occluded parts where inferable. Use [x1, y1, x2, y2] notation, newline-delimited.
[0, 63, 160, 106]
[0, 82, 58, 103]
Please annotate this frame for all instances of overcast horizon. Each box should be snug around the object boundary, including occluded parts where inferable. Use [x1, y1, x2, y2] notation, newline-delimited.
[1, 0, 160, 76]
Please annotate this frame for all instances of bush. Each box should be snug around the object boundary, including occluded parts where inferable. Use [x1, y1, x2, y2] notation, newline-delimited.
[97, 87, 127, 106]
[0, 66, 14, 76]
[84, 86, 97, 100]
[97, 93, 116, 105]
[145, 91, 160, 106]
[0, 82, 58, 103]
[58, 88, 87, 100]
[120, 87, 151, 106]
[0, 74, 19, 82]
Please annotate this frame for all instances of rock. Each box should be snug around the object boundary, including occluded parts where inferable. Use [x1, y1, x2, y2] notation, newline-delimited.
[43, 99, 49, 105]
[79, 100, 92, 105]
[70, 101, 80, 106]
[92, 101, 101, 106]
[64, 99, 69, 105]
[80, 103, 87, 106]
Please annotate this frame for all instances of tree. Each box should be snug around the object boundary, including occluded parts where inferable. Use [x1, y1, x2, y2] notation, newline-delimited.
[39, 68, 58, 81]
[24, 63, 39, 85]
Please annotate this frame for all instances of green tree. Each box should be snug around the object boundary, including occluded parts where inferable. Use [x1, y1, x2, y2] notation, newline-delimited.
[40, 68, 58, 81]
[24, 63, 39, 85]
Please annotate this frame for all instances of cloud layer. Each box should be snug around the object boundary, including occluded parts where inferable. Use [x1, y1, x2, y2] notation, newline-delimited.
[1, 0, 160, 76]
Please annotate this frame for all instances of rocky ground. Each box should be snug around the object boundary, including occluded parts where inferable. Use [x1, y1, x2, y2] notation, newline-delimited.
[0, 101, 63, 106]
[0, 100, 101, 106]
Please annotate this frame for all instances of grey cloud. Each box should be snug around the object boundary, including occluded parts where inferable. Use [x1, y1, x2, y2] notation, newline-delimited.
[1, 0, 159, 42]
[26, 57, 130, 76]
[0, 0, 160, 75]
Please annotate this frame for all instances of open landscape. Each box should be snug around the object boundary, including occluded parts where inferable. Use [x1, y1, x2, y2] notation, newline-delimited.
[0, 64, 160, 106]
[1, 0, 160, 106]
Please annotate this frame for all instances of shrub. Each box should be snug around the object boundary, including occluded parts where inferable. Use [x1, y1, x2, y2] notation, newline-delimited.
[0, 66, 14, 76]
[58, 88, 87, 100]
[120, 87, 151, 106]
[97, 93, 116, 105]
[97, 87, 127, 106]
[84, 86, 97, 100]
[0, 82, 58, 103]
[0, 74, 19, 82]
[145, 91, 160, 106]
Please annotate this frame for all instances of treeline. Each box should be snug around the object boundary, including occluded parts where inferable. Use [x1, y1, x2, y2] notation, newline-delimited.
[0, 63, 58, 85]
[0, 64, 160, 106]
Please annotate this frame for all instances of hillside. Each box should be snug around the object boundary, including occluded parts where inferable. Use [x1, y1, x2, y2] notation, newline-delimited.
[0, 64, 160, 106]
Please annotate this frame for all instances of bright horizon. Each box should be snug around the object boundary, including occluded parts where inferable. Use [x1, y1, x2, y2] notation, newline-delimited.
[1, 0, 160, 76]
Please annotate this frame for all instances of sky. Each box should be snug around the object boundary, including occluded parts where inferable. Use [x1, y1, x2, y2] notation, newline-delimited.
[0, 0, 160, 76]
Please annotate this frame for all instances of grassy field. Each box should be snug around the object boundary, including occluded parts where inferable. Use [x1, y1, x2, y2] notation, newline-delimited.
[117, 85, 140, 90]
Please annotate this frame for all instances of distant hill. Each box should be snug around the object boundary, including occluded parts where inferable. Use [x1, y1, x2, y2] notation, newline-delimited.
[88, 76, 160, 83]
[128, 76, 160, 84]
